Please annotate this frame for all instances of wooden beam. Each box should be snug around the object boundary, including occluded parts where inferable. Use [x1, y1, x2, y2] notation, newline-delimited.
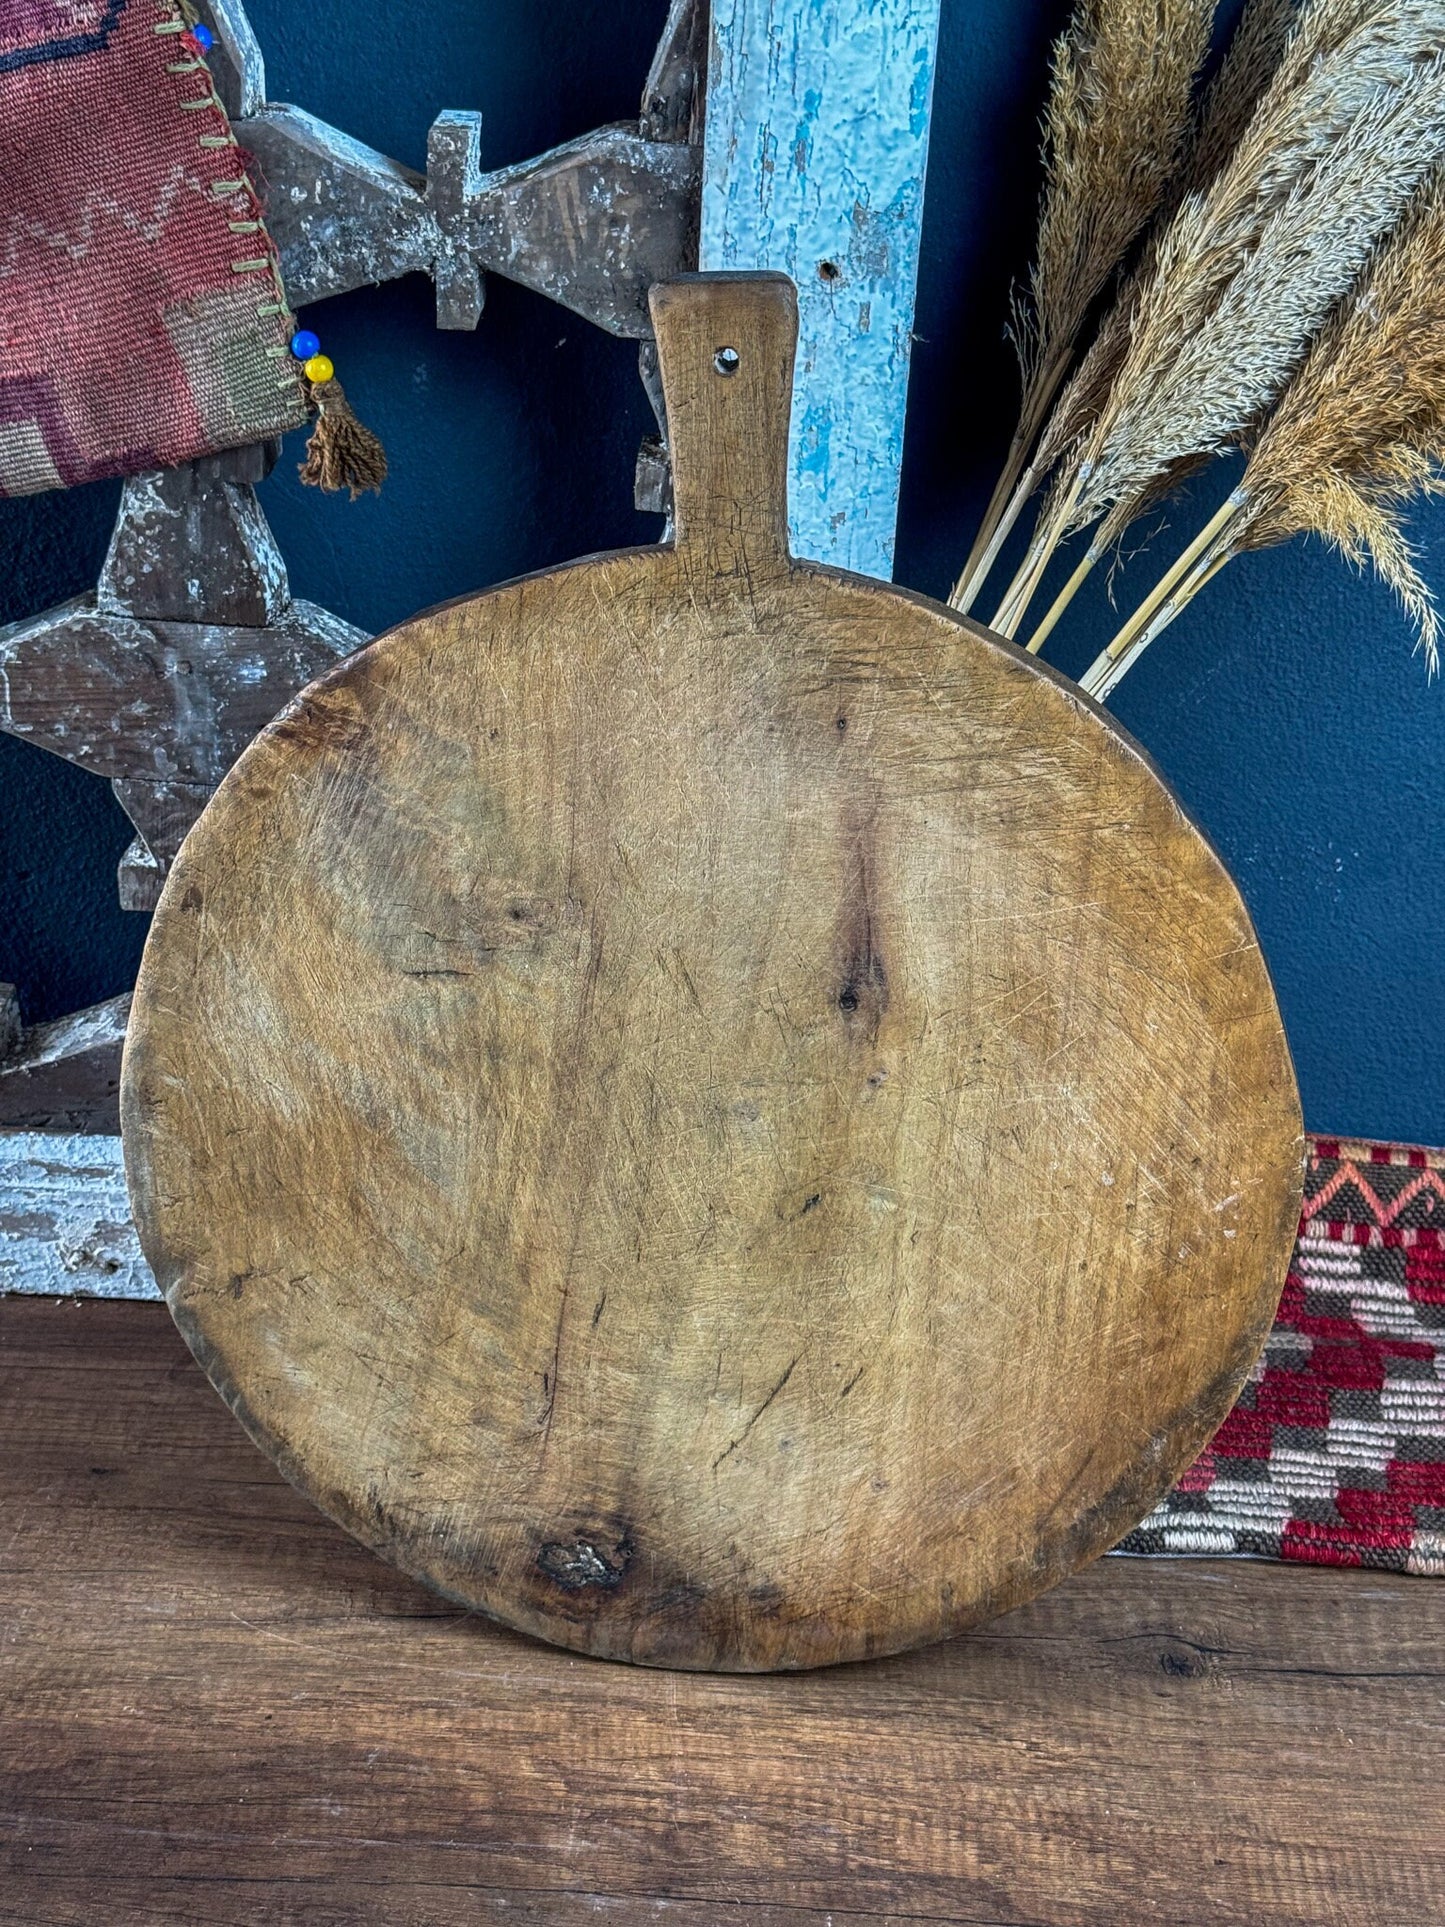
[701, 0, 942, 576]
[0, 994, 129, 1133]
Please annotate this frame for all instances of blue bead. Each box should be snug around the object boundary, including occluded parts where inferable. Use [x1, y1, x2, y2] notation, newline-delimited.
[290, 329, 321, 362]
[191, 22, 214, 51]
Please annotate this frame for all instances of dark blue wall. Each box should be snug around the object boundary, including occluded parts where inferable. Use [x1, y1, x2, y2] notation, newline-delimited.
[2, 0, 1440, 1143]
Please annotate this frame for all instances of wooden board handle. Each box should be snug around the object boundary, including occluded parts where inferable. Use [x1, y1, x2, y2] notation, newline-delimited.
[649, 273, 798, 568]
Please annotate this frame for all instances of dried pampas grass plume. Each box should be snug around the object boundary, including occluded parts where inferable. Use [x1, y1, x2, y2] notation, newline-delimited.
[1036, 0, 1303, 467]
[1072, 5, 1445, 533]
[1086, 174, 1445, 695]
[1236, 175, 1445, 666]
[958, 0, 1303, 616]
[999, 2, 1445, 637]
[1040, 0, 1308, 468]
[1179, 0, 1302, 195]
[949, 0, 1215, 610]
[1023, 0, 1216, 394]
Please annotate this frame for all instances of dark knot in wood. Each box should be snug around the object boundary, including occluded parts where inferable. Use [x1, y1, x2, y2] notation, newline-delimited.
[536, 1535, 635, 1592]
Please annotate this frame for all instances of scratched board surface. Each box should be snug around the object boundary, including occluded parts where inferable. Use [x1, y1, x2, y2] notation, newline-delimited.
[701, 0, 941, 577]
[118, 277, 1303, 1668]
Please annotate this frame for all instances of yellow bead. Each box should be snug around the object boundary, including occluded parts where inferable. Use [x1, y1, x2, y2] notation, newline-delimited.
[303, 354, 335, 384]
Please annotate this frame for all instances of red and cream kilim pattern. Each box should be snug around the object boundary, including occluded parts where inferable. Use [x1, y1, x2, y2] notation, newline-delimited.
[0, 0, 304, 494]
[1121, 1137, 1445, 1572]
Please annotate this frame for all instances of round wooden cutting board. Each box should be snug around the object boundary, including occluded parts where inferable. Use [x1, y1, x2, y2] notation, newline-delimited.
[122, 274, 1304, 1671]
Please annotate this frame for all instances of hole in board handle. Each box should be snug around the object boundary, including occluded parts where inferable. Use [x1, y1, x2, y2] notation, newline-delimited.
[713, 346, 740, 377]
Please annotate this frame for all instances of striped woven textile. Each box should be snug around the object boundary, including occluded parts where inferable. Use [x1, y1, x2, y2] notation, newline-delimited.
[1122, 1137, 1445, 1573]
[0, 0, 304, 494]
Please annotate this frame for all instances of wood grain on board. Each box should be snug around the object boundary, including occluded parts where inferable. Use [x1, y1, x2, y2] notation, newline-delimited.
[122, 275, 1303, 1671]
[2, 1295, 1440, 1927]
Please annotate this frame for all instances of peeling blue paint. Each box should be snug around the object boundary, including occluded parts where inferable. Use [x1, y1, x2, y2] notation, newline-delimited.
[910, 45, 932, 139]
[796, 400, 831, 479]
[702, 0, 942, 579]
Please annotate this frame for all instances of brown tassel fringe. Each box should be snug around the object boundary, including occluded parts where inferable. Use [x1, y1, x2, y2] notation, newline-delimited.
[299, 379, 388, 498]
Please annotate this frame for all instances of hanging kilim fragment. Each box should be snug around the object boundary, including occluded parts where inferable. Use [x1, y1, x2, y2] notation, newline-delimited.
[0, 0, 304, 494]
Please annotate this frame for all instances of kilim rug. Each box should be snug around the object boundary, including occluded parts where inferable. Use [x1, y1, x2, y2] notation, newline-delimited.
[1120, 1137, 1445, 1573]
[0, 0, 304, 494]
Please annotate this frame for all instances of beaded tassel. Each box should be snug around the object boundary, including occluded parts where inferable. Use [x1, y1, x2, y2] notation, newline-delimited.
[289, 331, 388, 498]
[176, 18, 384, 497]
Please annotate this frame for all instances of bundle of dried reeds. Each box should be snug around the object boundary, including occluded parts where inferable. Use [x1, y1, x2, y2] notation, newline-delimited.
[992, 3, 1445, 642]
[1083, 171, 1445, 697]
[949, 0, 1216, 612]
[952, 0, 1304, 616]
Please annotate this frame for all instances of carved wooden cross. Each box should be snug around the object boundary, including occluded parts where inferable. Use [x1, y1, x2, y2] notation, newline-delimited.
[0, 0, 942, 1291]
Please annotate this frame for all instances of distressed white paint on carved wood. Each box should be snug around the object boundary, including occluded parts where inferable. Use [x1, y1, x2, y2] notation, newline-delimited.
[701, 0, 941, 578]
[0, 1134, 158, 1299]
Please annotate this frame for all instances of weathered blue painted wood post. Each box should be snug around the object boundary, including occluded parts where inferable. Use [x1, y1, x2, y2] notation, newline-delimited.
[701, 0, 943, 579]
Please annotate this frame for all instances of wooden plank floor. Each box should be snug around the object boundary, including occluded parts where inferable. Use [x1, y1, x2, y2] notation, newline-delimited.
[2, 1296, 1441, 1925]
